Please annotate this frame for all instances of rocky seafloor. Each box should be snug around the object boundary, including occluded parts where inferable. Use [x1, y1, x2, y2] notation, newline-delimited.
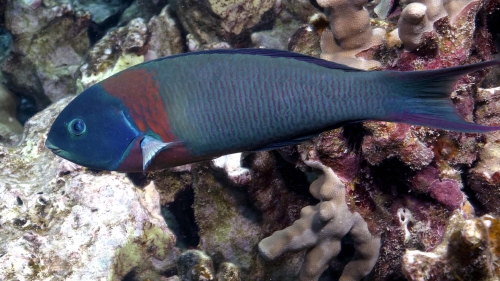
[1, 0, 500, 280]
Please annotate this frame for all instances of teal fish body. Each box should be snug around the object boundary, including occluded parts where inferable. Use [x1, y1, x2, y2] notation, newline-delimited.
[45, 49, 500, 172]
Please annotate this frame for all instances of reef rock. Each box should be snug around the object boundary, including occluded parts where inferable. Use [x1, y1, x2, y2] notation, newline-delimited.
[0, 98, 179, 280]
[468, 87, 500, 216]
[48, 0, 133, 25]
[3, 2, 90, 108]
[0, 82, 22, 145]
[174, 0, 275, 48]
[402, 212, 500, 280]
[119, 0, 168, 26]
[80, 6, 183, 89]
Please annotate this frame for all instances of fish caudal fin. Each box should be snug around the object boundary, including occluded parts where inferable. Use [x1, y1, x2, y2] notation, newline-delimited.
[384, 60, 500, 133]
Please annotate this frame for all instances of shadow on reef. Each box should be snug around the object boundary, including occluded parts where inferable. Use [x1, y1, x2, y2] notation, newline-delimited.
[163, 187, 200, 249]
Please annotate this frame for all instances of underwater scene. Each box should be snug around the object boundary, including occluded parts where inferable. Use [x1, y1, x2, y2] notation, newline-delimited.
[2, 0, 500, 280]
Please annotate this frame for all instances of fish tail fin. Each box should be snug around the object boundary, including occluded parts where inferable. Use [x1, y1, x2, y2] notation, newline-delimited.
[383, 60, 500, 133]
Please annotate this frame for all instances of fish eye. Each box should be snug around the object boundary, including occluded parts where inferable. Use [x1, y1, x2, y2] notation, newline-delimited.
[68, 119, 86, 136]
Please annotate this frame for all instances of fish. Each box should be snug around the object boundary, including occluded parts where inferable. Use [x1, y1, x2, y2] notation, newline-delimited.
[45, 49, 500, 172]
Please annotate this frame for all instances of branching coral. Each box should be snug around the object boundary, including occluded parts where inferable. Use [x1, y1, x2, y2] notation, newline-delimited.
[258, 160, 381, 281]
[317, 0, 485, 66]
[398, 2, 433, 51]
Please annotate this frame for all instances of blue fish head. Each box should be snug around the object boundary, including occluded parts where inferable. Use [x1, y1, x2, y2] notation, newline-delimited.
[46, 85, 140, 170]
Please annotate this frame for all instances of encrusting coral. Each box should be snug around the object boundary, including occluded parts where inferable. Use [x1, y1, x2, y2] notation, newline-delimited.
[258, 160, 381, 281]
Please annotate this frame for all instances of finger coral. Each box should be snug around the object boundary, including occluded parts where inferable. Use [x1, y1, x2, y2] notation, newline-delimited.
[317, 0, 384, 69]
[258, 160, 381, 281]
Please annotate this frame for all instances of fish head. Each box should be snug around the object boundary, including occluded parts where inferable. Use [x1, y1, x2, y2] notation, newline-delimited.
[46, 84, 141, 171]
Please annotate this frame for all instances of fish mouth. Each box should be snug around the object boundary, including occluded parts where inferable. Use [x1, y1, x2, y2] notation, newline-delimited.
[45, 139, 61, 153]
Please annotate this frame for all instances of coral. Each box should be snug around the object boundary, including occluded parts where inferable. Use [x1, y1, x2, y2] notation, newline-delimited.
[287, 24, 322, 58]
[409, 165, 440, 193]
[0, 98, 179, 280]
[258, 160, 381, 281]
[475, 86, 500, 126]
[402, 212, 500, 280]
[3, 2, 90, 108]
[398, 2, 433, 51]
[317, 0, 384, 69]
[401, 0, 448, 22]
[397, 207, 415, 243]
[318, 0, 489, 68]
[396, 0, 482, 51]
[298, 127, 361, 182]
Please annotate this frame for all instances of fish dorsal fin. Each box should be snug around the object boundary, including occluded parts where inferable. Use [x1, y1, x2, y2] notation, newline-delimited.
[143, 49, 364, 72]
[141, 136, 177, 171]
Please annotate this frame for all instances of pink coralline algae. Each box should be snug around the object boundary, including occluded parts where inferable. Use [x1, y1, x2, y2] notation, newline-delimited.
[429, 179, 464, 211]
[361, 122, 434, 170]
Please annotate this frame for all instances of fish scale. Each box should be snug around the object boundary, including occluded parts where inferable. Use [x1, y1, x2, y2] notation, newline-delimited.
[150, 54, 383, 155]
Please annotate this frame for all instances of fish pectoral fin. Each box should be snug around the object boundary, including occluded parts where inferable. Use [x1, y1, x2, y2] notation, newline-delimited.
[141, 136, 179, 171]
